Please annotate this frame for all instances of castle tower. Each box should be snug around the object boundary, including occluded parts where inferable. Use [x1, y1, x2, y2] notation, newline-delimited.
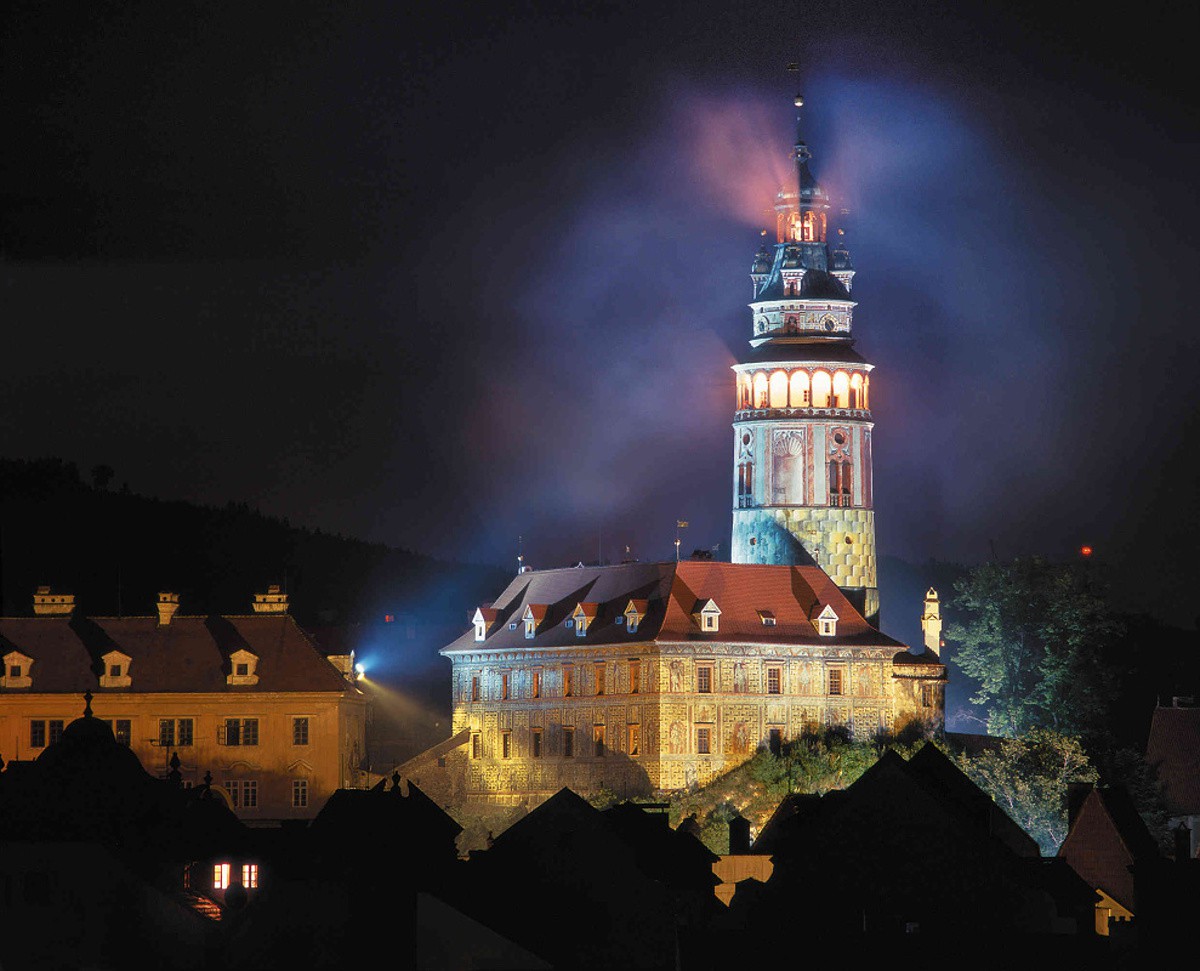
[731, 95, 879, 625]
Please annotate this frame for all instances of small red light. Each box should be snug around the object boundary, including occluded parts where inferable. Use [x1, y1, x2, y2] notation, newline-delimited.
[1079, 545, 1093, 558]
[383, 614, 394, 623]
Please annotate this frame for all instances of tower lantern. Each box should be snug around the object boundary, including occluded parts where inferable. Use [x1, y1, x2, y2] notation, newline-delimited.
[731, 94, 879, 625]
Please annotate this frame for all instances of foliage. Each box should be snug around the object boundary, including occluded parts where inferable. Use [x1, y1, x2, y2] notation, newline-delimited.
[956, 729, 1098, 855]
[1094, 745, 1173, 855]
[947, 557, 1124, 738]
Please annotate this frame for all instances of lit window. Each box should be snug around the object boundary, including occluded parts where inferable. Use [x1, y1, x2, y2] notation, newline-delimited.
[214, 863, 231, 890]
[563, 726, 574, 758]
[471, 676, 480, 702]
[697, 727, 711, 755]
[811, 370, 831, 408]
[501, 673, 510, 700]
[629, 660, 640, 694]
[292, 779, 309, 808]
[293, 717, 309, 745]
[532, 669, 542, 699]
[532, 728, 543, 758]
[594, 664, 606, 696]
[767, 668, 782, 695]
[563, 667, 574, 698]
[628, 724, 640, 757]
[829, 670, 843, 696]
[114, 719, 131, 746]
[593, 725, 606, 757]
[501, 731, 512, 759]
[242, 864, 258, 889]
[697, 666, 713, 693]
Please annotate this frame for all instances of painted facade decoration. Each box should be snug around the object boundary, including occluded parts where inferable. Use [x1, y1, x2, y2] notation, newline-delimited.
[730, 96, 879, 625]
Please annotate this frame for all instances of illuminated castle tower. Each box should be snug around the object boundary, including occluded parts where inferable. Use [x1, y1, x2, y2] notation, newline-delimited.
[731, 95, 879, 625]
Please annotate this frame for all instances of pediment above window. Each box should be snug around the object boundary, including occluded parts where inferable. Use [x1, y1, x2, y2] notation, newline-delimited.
[227, 649, 260, 686]
[99, 650, 132, 688]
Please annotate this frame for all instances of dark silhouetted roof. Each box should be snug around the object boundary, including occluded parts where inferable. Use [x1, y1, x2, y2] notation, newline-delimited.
[737, 337, 868, 367]
[1147, 704, 1200, 814]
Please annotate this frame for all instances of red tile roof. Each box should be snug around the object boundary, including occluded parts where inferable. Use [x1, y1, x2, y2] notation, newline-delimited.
[1146, 705, 1200, 814]
[0, 614, 351, 694]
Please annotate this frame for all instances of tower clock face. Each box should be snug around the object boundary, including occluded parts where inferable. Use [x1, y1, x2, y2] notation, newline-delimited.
[823, 316, 836, 331]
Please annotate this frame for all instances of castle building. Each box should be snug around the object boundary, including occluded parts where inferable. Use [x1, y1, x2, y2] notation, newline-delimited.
[731, 96, 878, 625]
[422, 95, 945, 807]
[0, 585, 367, 821]
[438, 560, 944, 805]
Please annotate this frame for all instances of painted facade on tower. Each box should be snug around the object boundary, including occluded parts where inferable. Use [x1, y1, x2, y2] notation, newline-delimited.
[730, 96, 879, 626]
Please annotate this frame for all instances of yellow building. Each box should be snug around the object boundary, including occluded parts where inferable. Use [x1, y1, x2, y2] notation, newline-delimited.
[437, 560, 944, 806]
[0, 586, 367, 821]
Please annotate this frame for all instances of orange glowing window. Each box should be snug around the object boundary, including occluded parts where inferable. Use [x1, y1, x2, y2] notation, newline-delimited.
[811, 371, 831, 408]
[833, 371, 850, 409]
[850, 373, 863, 408]
[790, 370, 810, 407]
[769, 371, 788, 408]
[753, 372, 769, 408]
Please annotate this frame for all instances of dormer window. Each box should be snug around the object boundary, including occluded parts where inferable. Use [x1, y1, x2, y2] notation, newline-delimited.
[522, 604, 547, 640]
[572, 603, 598, 637]
[1, 651, 33, 689]
[624, 599, 648, 634]
[227, 649, 260, 686]
[816, 604, 839, 637]
[99, 650, 132, 688]
[758, 610, 777, 627]
[694, 599, 721, 633]
[472, 606, 498, 643]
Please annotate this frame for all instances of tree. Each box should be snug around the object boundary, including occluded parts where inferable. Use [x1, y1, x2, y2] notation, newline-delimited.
[957, 729, 1098, 855]
[947, 557, 1124, 738]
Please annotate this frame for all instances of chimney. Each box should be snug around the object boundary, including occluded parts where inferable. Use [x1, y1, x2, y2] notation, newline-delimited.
[157, 592, 180, 626]
[33, 586, 75, 617]
[728, 814, 752, 854]
[251, 584, 288, 614]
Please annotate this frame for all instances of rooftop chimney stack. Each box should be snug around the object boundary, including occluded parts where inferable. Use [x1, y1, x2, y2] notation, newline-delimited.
[252, 584, 289, 614]
[33, 586, 75, 617]
[157, 592, 180, 626]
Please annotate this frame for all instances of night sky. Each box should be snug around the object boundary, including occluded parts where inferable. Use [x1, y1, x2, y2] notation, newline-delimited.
[5, 2, 1198, 631]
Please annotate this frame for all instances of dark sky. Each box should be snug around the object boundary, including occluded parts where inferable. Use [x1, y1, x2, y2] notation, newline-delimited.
[4, 1, 1198, 630]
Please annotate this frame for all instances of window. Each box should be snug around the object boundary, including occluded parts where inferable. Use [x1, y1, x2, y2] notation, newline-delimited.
[99, 650, 132, 688]
[524, 617, 536, 638]
[235, 663, 249, 677]
[293, 717, 309, 745]
[532, 728, 543, 758]
[768, 728, 783, 756]
[471, 676, 480, 702]
[767, 667, 782, 694]
[292, 779, 309, 808]
[532, 669, 542, 699]
[178, 718, 194, 746]
[629, 659, 640, 694]
[501, 731, 512, 759]
[697, 727, 711, 755]
[501, 673, 510, 700]
[114, 719, 131, 746]
[829, 669, 844, 696]
[563, 666, 574, 698]
[48, 719, 64, 745]
[628, 724, 641, 757]
[471, 732, 481, 759]
[10, 665, 20, 677]
[243, 781, 258, 808]
[594, 664, 605, 696]
[109, 664, 121, 677]
[242, 864, 258, 889]
[213, 863, 231, 890]
[222, 718, 259, 746]
[593, 725, 606, 757]
[159, 719, 175, 747]
[563, 726, 574, 758]
[829, 459, 852, 507]
[30, 719, 46, 748]
[226, 650, 259, 686]
[697, 665, 713, 694]
[921, 683, 935, 707]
